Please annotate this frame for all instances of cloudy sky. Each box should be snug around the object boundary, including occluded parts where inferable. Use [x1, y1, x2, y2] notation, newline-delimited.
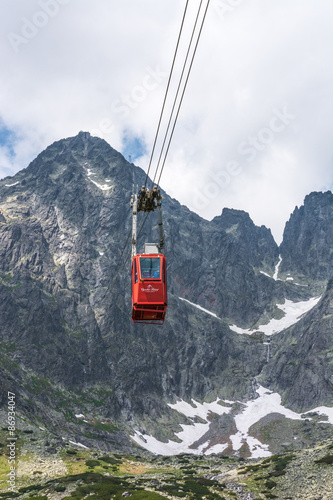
[0, 0, 332, 242]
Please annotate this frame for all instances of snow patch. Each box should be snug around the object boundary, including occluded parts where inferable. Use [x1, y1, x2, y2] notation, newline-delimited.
[305, 406, 333, 424]
[230, 296, 321, 336]
[260, 269, 304, 286]
[179, 297, 220, 319]
[69, 440, 89, 449]
[169, 398, 231, 421]
[131, 386, 333, 458]
[75, 413, 88, 423]
[204, 443, 229, 455]
[131, 399, 231, 456]
[273, 255, 282, 280]
[132, 424, 209, 456]
[5, 181, 19, 187]
[88, 178, 113, 191]
[229, 386, 304, 457]
[260, 259, 303, 285]
[86, 168, 112, 190]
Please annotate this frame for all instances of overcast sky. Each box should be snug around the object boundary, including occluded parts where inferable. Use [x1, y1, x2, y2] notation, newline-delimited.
[1, 0, 332, 243]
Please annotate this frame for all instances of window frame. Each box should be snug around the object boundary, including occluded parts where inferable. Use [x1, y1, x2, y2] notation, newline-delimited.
[139, 256, 161, 280]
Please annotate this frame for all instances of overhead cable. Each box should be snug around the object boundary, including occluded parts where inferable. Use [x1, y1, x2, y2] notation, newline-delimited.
[156, 0, 211, 188]
[152, 0, 206, 187]
[144, 0, 190, 188]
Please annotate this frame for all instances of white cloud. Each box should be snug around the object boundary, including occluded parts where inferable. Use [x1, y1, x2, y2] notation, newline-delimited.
[0, 0, 332, 242]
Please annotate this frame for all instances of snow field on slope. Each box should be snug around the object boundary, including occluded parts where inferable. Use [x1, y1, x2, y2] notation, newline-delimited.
[179, 295, 320, 336]
[230, 296, 321, 336]
[85, 164, 113, 190]
[132, 399, 231, 456]
[131, 386, 333, 458]
[179, 297, 220, 319]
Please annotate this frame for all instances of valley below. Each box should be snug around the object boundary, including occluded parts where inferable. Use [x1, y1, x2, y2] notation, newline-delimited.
[0, 427, 332, 499]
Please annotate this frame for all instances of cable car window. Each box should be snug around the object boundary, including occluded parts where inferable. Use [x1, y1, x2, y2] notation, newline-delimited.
[134, 259, 138, 283]
[140, 257, 160, 279]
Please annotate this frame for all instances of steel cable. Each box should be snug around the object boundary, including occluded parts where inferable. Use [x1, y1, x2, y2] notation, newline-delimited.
[156, 0, 211, 188]
[144, 0, 190, 188]
[120, 1, 210, 277]
[152, 0, 205, 187]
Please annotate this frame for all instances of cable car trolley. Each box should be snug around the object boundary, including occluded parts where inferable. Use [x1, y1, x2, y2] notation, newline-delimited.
[130, 186, 167, 324]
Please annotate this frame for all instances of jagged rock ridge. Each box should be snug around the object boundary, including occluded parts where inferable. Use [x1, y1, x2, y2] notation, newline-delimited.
[280, 191, 333, 281]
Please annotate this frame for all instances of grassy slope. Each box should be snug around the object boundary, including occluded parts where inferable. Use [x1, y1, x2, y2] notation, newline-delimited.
[0, 436, 332, 500]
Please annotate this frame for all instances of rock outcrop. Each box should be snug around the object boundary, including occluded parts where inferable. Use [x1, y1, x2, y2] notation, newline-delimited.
[280, 191, 333, 281]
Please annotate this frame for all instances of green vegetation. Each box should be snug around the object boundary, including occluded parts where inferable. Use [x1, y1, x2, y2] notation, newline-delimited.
[90, 421, 119, 433]
[237, 452, 298, 498]
[265, 479, 277, 489]
[0, 273, 22, 290]
[157, 477, 225, 499]
[85, 459, 102, 468]
[270, 454, 295, 471]
[55, 472, 165, 500]
[65, 449, 77, 455]
[18, 485, 44, 494]
[0, 429, 332, 500]
[2, 273, 12, 282]
[54, 485, 66, 492]
[315, 454, 333, 464]
[99, 456, 121, 465]
[26, 497, 47, 500]
[240, 462, 270, 473]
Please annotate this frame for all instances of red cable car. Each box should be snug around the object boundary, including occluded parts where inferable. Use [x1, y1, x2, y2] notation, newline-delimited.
[132, 245, 167, 324]
[130, 187, 167, 324]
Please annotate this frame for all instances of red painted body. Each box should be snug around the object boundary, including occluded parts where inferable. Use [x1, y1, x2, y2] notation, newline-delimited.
[131, 253, 167, 324]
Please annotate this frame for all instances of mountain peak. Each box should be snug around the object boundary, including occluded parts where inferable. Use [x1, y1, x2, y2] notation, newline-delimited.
[280, 190, 333, 280]
[304, 190, 333, 203]
[212, 207, 252, 227]
[78, 130, 91, 138]
[0, 131, 134, 193]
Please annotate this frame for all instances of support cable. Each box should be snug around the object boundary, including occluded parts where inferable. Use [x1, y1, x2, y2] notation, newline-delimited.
[118, 212, 151, 277]
[152, 0, 204, 187]
[138, 0, 210, 241]
[156, 0, 211, 188]
[144, 0, 190, 188]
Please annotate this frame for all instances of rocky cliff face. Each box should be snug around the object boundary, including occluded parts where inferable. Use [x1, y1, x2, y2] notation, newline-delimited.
[260, 278, 333, 410]
[280, 191, 333, 282]
[0, 132, 332, 454]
